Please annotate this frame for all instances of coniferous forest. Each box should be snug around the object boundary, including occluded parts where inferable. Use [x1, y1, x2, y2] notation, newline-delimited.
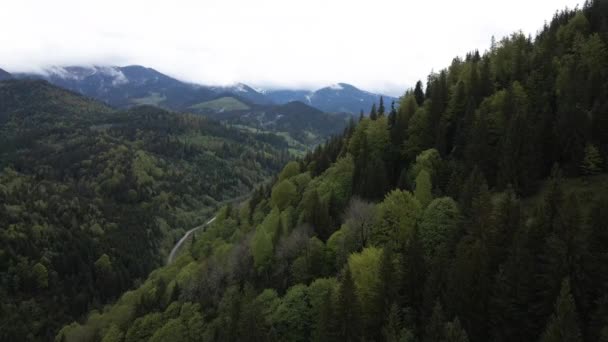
[0, 80, 289, 340]
[3, 1, 608, 342]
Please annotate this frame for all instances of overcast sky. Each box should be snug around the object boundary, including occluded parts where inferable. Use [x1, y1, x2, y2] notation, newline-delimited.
[0, 0, 582, 95]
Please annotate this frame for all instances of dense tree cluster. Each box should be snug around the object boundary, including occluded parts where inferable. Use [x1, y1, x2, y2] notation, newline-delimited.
[55, 3, 608, 342]
[0, 81, 290, 341]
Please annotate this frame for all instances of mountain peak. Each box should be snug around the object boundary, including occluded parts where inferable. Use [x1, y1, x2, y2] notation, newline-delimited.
[266, 82, 395, 114]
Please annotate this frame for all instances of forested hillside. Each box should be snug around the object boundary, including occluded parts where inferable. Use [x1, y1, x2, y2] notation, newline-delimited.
[55, 2, 608, 342]
[0, 80, 290, 341]
[198, 100, 351, 150]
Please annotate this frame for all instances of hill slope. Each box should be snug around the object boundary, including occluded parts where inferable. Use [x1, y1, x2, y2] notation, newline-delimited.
[57, 3, 608, 342]
[193, 98, 351, 148]
[0, 80, 290, 341]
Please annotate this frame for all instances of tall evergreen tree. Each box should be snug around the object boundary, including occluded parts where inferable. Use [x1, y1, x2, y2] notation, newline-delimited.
[540, 278, 582, 342]
[370, 103, 378, 120]
[414, 80, 425, 106]
[378, 96, 386, 116]
[336, 267, 362, 341]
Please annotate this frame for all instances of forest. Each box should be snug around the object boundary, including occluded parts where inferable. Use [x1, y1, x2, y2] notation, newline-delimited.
[0, 80, 290, 340]
[53, 1, 608, 342]
[2, 1, 608, 342]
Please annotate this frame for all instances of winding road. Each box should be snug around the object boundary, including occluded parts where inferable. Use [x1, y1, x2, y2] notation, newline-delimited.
[166, 179, 271, 265]
[167, 216, 216, 264]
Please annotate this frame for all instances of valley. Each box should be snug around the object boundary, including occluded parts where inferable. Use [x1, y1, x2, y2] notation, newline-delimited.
[1, 1, 608, 342]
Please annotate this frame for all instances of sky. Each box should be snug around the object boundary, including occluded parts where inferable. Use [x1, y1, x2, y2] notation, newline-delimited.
[0, 0, 583, 95]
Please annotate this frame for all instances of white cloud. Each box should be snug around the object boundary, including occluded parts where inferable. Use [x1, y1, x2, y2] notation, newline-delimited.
[0, 0, 582, 95]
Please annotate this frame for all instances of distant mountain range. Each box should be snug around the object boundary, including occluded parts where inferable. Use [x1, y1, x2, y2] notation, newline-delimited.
[265, 83, 397, 114]
[9, 65, 395, 114]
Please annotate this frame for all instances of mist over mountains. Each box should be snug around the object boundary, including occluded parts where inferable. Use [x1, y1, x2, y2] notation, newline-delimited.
[12, 65, 396, 114]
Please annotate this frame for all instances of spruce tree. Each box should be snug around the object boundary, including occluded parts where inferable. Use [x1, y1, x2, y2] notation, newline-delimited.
[444, 318, 469, 342]
[414, 80, 425, 106]
[336, 267, 362, 341]
[540, 278, 582, 342]
[424, 301, 446, 342]
[581, 143, 603, 175]
[378, 96, 386, 116]
[370, 103, 378, 120]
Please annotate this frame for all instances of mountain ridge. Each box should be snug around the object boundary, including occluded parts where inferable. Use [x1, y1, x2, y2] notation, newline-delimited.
[10, 65, 394, 114]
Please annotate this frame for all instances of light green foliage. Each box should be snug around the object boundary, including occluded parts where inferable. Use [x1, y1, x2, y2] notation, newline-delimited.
[132, 150, 163, 187]
[348, 247, 382, 319]
[557, 12, 590, 47]
[290, 172, 312, 193]
[125, 313, 163, 342]
[410, 148, 442, 181]
[326, 228, 346, 265]
[101, 325, 124, 342]
[271, 180, 297, 210]
[403, 106, 431, 160]
[307, 278, 338, 317]
[255, 289, 281, 327]
[366, 116, 390, 158]
[372, 190, 422, 247]
[397, 94, 418, 129]
[316, 155, 355, 206]
[348, 118, 371, 156]
[273, 284, 312, 342]
[149, 319, 188, 342]
[279, 161, 301, 181]
[252, 229, 273, 271]
[477, 89, 508, 142]
[419, 197, 460, 260]
[280, 206, 295, 235]
[578, 34, 608, 76]
[414, 170, 433, 208]
[252, 210, 277, 272]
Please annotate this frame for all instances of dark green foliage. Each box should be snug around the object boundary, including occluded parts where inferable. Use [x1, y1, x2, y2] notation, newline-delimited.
[21, 2, 608, 342]
[0, 80, 288, 341]
[540, 279, 583, 342]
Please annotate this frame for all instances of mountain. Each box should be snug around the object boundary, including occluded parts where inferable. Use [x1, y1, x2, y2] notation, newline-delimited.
[191, 97, 351, 148]
[55, 3, 608, 342]
[211, 83, 273, 105]
[14, 65, 219, 109]
[0, 79, 291, 341]
[0, 68, 12, 80]
[266, 82, 397, 114]
[14, 65, 395, 115]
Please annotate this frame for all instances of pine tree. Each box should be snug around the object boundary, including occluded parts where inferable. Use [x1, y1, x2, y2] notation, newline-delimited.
[414, 80, 425, 106]
[540, 278, 582, 342]
[313, 291, 338, 342]
[370, 103, 378, 120]
[336, 267, 362, 341]
[444, 318, 469, 342]
[378, 96, 386, 116]
[424, 301, 446, 342]
[581, 143, 603, 175]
